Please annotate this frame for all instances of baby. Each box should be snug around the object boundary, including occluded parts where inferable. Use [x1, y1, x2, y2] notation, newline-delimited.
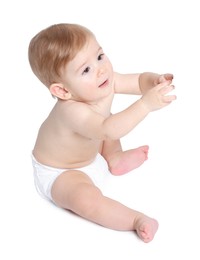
[28, 23, 176, 243]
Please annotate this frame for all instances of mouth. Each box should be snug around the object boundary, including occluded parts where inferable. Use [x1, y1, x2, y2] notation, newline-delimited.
[98, 79, 109, 88]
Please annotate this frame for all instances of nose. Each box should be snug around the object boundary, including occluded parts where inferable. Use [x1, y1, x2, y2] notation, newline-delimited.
[97, 64, 106, 77]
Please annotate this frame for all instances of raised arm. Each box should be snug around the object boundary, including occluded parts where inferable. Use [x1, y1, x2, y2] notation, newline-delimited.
[114, 72, 141, 94]
[65, 79, 176, 140]
[114, 72, 174, 95]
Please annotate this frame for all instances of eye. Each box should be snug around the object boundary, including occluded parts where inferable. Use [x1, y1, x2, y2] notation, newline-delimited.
[82, 66, 90, 74]
[98, 53, 104, 60]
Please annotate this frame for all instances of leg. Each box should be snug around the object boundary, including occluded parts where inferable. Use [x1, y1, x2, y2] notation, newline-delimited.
[51, 170, 158, 242]
[101, 139, 149, 175]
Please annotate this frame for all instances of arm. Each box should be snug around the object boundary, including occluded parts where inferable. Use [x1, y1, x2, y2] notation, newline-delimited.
[65, 99, 149, 140]
[114, 72, 141, 95]
[65, 80, 176, 140]
[102, 80, 176, 139]
[114, 71, 174, 95]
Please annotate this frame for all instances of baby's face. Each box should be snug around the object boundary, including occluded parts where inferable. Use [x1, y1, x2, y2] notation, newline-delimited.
[61, 36, 114, 103]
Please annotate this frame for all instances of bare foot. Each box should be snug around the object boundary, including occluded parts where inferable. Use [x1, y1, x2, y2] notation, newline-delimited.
[134, 214, 159, 243]
[108, 145, 149, 175]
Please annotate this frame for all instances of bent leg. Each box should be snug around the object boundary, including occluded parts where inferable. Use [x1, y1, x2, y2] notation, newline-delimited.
[51, 170, 158, 242]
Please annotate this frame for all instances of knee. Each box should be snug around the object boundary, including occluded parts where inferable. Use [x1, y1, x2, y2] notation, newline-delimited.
[69, 184, 103, 218]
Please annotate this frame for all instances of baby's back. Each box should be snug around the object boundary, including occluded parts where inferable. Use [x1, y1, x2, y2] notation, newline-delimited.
[33, 101, 103, 169]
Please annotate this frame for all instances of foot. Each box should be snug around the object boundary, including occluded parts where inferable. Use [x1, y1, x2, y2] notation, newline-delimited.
[134, 214, 159, 243]
[108, 145, 149, 175]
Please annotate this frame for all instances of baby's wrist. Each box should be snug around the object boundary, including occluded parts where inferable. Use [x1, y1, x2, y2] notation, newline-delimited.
[138, 98, 151, 114]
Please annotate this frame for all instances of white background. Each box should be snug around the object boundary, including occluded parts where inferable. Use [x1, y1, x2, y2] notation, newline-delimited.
[1, 0, 200, 259]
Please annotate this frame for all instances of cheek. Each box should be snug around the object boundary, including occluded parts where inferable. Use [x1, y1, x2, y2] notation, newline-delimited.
[80, 75, 96, 86]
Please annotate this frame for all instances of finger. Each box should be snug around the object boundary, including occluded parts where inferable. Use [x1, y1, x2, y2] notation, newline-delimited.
[154, 80, 171, 92]
[162, 94, 177, 103]
[159, 85, 175, 95]
[159, 74, 173, 83]
[163, 73, 174, 81]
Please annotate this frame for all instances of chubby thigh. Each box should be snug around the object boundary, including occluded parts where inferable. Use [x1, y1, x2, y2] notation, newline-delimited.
[51, 170, 104, 217]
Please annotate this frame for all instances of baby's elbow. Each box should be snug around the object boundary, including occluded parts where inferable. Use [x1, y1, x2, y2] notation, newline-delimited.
[101, 126, 121, 141]
[101, 131, 120, 141]
[94, 131, 115, 141]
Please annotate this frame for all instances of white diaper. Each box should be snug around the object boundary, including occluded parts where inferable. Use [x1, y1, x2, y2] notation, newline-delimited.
[31, 153, 111, 202]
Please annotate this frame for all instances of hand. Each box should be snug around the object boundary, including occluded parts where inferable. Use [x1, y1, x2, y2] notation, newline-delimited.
[139, 72, 174, 94]
[141, 80, 176, 112]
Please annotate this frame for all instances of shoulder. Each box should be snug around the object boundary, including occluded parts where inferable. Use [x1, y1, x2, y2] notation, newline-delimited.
[55, 100, 95, 125]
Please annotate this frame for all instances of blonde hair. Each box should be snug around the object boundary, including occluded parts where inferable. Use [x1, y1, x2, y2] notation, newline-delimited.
[28, 23, 94, 88]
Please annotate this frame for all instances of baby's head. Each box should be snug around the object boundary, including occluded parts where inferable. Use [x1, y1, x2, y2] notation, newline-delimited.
[28, 23, 94, 88]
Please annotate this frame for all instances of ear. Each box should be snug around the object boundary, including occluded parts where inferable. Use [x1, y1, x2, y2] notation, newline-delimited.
[49, 83, 72, 100]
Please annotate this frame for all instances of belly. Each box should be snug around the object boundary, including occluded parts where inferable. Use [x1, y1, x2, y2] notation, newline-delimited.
[33, 139, 103, 169]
